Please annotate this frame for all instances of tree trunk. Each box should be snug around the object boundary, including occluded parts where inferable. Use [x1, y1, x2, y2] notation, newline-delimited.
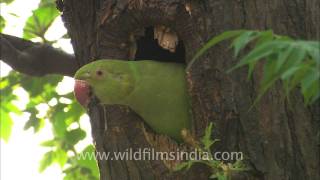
[60, 0, 319, 179]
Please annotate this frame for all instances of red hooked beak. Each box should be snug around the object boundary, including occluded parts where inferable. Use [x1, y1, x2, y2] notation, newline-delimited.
[74, 80, 91, 107]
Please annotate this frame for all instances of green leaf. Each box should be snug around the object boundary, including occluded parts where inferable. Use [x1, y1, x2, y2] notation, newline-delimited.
[63, 102, 85, 124]
[0, 108, 13, 142]
[210, 172, 227, 180]
[301, 68, 319, 91]
[20, 75, 62, 97]
[262, 56, 279, 84]
[65, 128, 86, 145]
[303, 80, 319, 105]
[251, 57, 280, 106]
[0, 79, 9, 89]
[40, 139, 56, 147]
[217, 173, 228, 180]
[276, 45, 295, 72]
[232, 160, 246, 169]
[54, 148, 68, 167]
[255, 30, 275, 46]
[3, 101, 21, 114]
[0, 0, 14, 4]
[23, 4, 59, 40]
[39, 151, 55, 172]
[301, 68, 320, 104]
[0, 16, 5, 32]
[310, 89, 320, 104]
[62, 33, 70, 39]
[286, 63, 311, 92]
[282, 47, 306, 71]
[174, 162, 192, 171]
[281, 66, 302, 97]
[187, 30, 245, 71]
[200, 123, 219, 150]
[52, 111, 68, 137]
[23, 115, 45, 132]
[228, 41, 288, 73]
[174, 160, 202, 172]
[77, 145, 100, 178]
[39, 0, 57, 7]
[301, 41, 320, 65]
[246, 61, 257, 80]
[231, 31, 258, 57]
[63, 167, 98, 180]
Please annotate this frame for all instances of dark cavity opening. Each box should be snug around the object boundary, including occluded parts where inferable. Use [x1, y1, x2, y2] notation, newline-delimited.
[134, 27, 186, 64]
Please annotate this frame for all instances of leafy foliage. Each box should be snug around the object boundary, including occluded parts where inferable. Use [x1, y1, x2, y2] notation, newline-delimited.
[63, 145, 99, 180]
[0, 0, 14, 4]
[0, 72, 21, 142]
[0, 70, 99, 179]
[0, 0, 99, 179]
[0, 16, 5, 32]
[175, 123, 247, 179]
[23, 2, 59, 41]
[0, 105, 14, 142]
[188, 30, 320, 106]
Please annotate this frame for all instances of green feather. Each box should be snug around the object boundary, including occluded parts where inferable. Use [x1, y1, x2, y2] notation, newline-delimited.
[75, 60, 192, 142]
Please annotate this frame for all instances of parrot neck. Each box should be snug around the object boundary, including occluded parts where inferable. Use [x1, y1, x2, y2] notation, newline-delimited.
[123, 80, 151, 119]
[128, 61, 140, 81]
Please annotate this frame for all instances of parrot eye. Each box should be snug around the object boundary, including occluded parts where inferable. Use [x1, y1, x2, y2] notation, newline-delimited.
[96, 70, 103, 76]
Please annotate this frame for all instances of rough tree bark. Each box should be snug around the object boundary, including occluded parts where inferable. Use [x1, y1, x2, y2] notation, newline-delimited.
[1, 0, 319, 179]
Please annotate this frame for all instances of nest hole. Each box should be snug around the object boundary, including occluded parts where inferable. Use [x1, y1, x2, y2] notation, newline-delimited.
[134, 27, 186, 64]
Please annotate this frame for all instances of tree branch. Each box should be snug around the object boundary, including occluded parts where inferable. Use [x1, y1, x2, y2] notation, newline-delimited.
[0, 33, 78, 77]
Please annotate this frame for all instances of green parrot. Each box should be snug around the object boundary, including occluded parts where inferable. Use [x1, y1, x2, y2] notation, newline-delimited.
[74, 60, 191, 142]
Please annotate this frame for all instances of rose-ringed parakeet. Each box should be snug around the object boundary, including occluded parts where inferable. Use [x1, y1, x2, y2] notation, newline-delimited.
[74, 60, 191, 142]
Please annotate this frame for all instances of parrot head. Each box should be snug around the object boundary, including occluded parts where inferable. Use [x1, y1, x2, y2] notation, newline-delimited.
[74, 60, 136, 107]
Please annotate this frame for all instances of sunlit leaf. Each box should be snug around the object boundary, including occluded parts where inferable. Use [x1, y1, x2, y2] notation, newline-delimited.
[39, 0, 57, 7]
[76, 145, 100, 178]
[23, 4, 59, 40]
[55, 148, 68, 167]
[0, 0, 14, 4]
[21, 75, 62, 97]
[39, 151, 55, 172]
[0, 16, 5, 32]
[52, 110, 68, 137]
[23, 115, 45, 132]
[187, 30, 245, 70]
[0, 108, 13, 142]
[63, 167, 98, 180]
[65, 128, 86, 145]
[40, 139, 57, 147]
